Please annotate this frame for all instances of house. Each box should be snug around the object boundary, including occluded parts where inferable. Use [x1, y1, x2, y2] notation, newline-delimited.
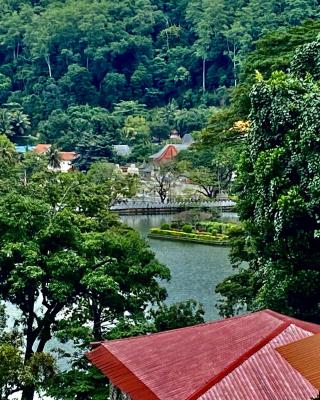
[34, 144, 77, 172]
[57, 151, 78, 172]
[113, 145, 131, 158]
[87, 309, 320, 400]
[150, 134, 194, 164]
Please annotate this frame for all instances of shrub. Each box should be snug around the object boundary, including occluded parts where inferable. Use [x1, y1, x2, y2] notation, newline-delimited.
[149, 228, 230, 244]
[170, 222, 179, 229]
[182, 224, 193, 233]
[161, 223, 170, 230]
[195, 223, 206, 231]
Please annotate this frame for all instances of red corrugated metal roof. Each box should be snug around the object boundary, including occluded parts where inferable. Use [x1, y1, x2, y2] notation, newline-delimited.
[200, 324, 318, 400]
[87, 310, 320, 400]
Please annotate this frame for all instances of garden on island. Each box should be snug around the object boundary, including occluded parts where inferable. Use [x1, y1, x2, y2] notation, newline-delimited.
[149, 219, 240, 246]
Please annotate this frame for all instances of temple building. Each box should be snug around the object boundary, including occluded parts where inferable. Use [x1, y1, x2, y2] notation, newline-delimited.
[87, 309, 320, 400]
[150, 134, 194, 164]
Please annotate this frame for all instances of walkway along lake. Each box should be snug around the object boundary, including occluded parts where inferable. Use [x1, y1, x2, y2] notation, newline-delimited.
[122, 214, 235, 320]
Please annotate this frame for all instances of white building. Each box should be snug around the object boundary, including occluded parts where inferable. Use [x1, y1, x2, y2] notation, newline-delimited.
[34, 144, 77, 172]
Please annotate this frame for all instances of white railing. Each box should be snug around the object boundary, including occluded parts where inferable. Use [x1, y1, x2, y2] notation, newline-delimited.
[111, 199, 235, 211]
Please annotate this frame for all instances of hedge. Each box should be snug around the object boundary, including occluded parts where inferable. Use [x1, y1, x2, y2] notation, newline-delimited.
[149, 228, 230, 245]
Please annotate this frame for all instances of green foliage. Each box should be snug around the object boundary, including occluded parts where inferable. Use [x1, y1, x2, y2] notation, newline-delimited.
[47, 145, 60, 169]
[177, 146, 236, 199]
[182, 224, 193, 233]
[0, 0, 316, 153]
[217, 40, 320, 322]
[0, 305, 55, 399]
[151, 300, 205, 331]
[161, 223, 170, 230]
[242, 20, 320, 85]
[0, 107, 30, 139]
[0, 154, 170, 399]
[0, 134, 16, 165]
[149, 227, 230, 245]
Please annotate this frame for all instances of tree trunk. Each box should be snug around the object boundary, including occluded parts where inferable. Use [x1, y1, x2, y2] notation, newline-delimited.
[24, 293, 35, 363]
[158, 183, 167, 203]
[22, 293, 36, 400]
[92, 300, 103, 341]
[233, 43, 237, 87]
[21, 386, 35, 400]
[202, 57, 206, 93]
[45, 54, 52, 78]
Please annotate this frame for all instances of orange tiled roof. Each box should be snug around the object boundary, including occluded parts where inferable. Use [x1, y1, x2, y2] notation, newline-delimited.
[59, 151, 77, 161]
[276, 333, 320, 390]
[34, 144, 51, 154]
[34, 145, 77, 161]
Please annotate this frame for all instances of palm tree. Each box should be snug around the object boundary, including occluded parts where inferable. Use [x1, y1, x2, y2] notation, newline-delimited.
[0, 134, 16, 164]
[10, 110, 31, 137]
[0, 109, 14, 137]
[47, 145, 61, 170]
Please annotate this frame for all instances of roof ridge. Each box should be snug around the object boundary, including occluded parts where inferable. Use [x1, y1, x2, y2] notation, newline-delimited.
[97, 310, 277, 347]
[186, 318, 291, 400]
[264, 309, 320, 333]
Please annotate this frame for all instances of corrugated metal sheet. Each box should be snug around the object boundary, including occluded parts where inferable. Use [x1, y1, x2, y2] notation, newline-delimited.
[277, 333, 320, 390]
[87, 310, 320, 400]
[200, 324, 318, 400]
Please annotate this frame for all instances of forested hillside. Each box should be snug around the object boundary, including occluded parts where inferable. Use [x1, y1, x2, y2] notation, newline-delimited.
[2, 1, 320, 399]
[0, 0, 319, 154]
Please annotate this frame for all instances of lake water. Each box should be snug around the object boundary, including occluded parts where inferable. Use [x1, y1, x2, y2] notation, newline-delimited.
[121, 214, 234, 321]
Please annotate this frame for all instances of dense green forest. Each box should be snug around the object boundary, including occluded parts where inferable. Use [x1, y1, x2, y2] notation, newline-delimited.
[0, 0, 319, 159]
[2, 0, 320, 399]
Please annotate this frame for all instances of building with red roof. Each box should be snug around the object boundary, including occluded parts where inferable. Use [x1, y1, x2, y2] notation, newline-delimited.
[150, 143, 180, 164]
[34, 143, 51, 154]
[150, 134, 194, 164]
[34, 144, 77, 172]
[87, 310, 320, 400]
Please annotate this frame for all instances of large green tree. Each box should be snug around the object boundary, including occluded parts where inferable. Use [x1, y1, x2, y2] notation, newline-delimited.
[0, 153, 170, 399]
[217, 40, 320, 322]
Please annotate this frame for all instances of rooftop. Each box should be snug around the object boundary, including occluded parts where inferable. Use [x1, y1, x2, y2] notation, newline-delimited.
[87, 310, 320, 400]
[277, 333, 320, 391]
[34, 143, 51, 154]
[33, 144, 77, 161]
[150, 135, 194, 163]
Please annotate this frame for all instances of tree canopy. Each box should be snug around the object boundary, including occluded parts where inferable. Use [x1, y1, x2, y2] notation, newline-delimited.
[216, 38, 320, 322]
[0, 0, 318, 155]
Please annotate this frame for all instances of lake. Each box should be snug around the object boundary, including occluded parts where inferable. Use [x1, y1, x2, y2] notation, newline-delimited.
[121, 214, 234, 321]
